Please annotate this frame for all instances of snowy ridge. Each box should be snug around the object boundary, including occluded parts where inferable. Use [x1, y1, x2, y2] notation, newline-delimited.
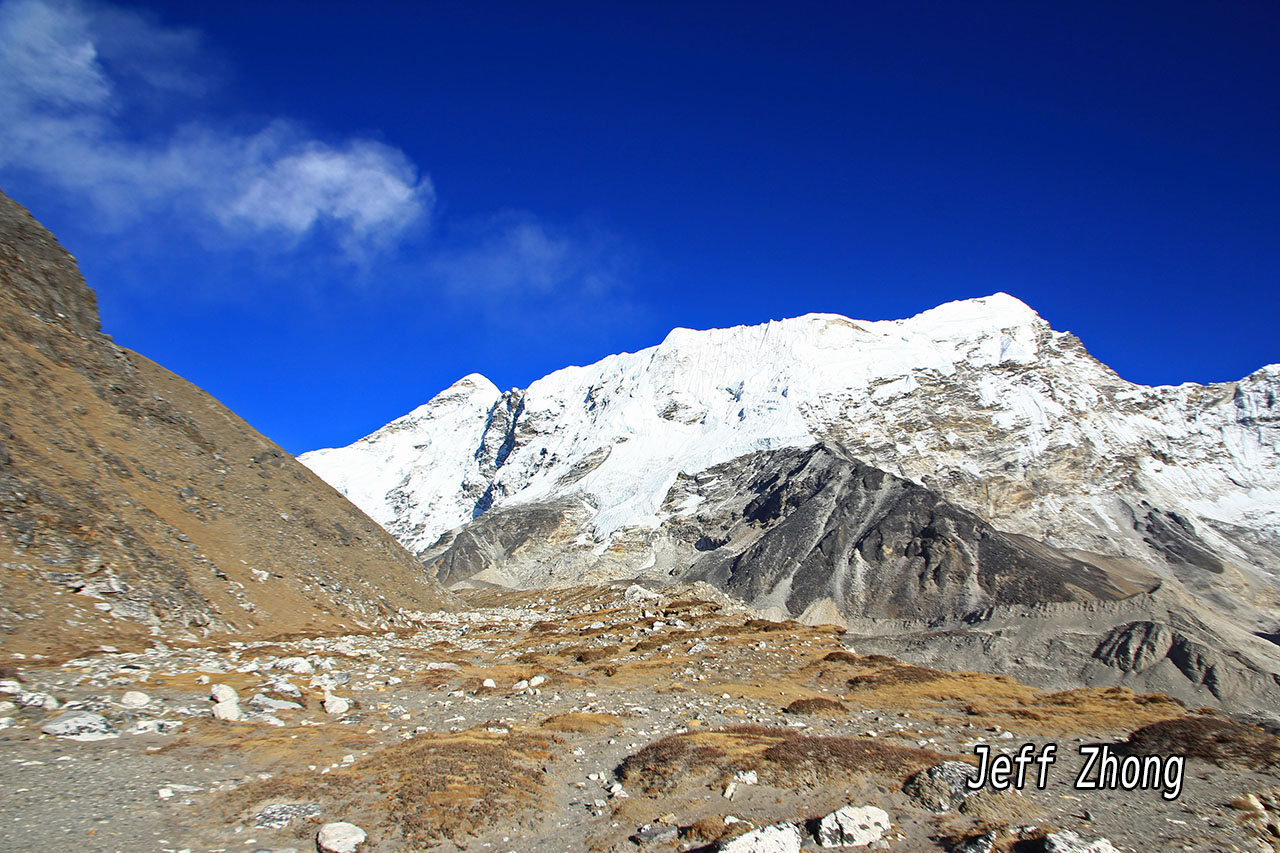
[300, 293, 1280, 581]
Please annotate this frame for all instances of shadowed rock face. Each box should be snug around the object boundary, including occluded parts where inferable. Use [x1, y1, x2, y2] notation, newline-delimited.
[0, 190, 453, 656]
[423, 442, 1128, 623]
[675, 443, 1128, 621]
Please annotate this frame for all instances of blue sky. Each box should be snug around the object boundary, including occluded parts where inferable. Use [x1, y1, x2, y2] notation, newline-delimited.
[1, 1, 1276, 454]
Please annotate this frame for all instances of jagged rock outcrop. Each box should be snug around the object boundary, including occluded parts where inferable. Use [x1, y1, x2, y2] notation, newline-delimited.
[0, 189, 454, 656]
[846, 583, 1280, 715]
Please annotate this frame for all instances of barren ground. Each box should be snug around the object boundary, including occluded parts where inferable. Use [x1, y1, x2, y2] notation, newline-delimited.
[2, 584, 1278, 853]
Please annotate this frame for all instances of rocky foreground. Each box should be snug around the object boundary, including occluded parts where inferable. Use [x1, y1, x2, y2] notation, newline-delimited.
[2, 584, 1279, 853]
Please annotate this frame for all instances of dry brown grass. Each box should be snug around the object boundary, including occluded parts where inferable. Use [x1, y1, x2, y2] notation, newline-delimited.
[573, 645, 621, 663]
[820, 650, 861, 665]
[1121, 713, 1280, 768]
[616, 725, 945, 794]
[783, 696, 848, 717]
[744, 618, 801, 632]
[159, 718, 376, 772]
[847, 662, 950, 689]
[632, 630, 697, 653]
[967, 686, 1185, 735]
[364, 728, 555, 844]
[208, 725, 557, 846]
[540, 712, 623, 733]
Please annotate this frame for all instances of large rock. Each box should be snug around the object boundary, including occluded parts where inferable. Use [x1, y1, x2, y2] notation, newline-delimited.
[40, 711, 117, 741]
[718, 822, 802, 853]
[211, 700, 242, 722]
[275, 656, 314, 674]
[210, 684, 238, 704]
[323, 693, 350, 716]
[905, 761, 980, 812]
[248, 693, 302, 712]
[317, 821, 366, 853]
[814, 805, 891, 848]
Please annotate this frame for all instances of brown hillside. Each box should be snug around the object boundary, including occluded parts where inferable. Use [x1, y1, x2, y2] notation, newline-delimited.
[0, 189, 454, 659]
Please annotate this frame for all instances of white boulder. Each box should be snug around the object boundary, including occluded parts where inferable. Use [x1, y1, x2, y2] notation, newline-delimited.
[317, 821, 366, 853]
[40, 711, 118, 741]
[324, 692, 351, 715]
[274, 656, 314, 674]
[718, 822, 802, 853]
[212, 700, 242, 722]
[209, 683, 237, 704]
[815, 805, 891, 848]
[120, 690, 150, 708]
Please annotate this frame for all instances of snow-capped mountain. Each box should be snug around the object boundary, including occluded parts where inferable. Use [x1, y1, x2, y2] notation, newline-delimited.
[301, 293, 1279, 598]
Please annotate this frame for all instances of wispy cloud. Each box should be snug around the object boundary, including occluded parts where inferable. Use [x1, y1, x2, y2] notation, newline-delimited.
[0, 0, 431, 255]
[430, 215, 622, 299]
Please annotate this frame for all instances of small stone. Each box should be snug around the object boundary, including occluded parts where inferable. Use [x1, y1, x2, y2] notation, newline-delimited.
[196, 675, 210, 685]
[266, 679, 301, 697]
[512, 680, 529, 691]
[274, 657, 314, 675]
[248, 694, 302, 712]
[815, 805, 891, 848]
[210, 684, 237, 704]
[40, 711, 117, 741]
[0, 700, 17, 715]
[718, 822, 802, 853]
[324, 693, 350, 716]
[481, 678, 497, 689]
[131, 719, 183, 735]
[317, 821, 366, 853]
[18, 691, 58, 710]
[120, 690, 150, 708]
[631, 823, 678, 844]
[528, 674, 548, 688]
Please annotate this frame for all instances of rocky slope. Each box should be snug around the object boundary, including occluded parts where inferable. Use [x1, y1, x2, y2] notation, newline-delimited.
[0, 189, 453, 658]
[423, 443, 1135, 619]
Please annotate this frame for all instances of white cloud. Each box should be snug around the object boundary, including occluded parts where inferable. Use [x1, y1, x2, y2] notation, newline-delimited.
[0, 0, 431, 254]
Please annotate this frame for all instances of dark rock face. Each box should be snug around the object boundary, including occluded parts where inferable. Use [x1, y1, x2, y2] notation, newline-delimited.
[1093, 621, 1173, 673]
[676, 443, 1126, 621]
[1133, 503, 1226, 574]
[0, 189, 453, 655]
[429, 503, 570, 587]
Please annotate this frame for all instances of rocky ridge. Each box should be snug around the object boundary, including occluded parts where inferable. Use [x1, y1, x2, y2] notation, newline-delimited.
[301, 297, 1280, 619]
[0, 189, 454, 657]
